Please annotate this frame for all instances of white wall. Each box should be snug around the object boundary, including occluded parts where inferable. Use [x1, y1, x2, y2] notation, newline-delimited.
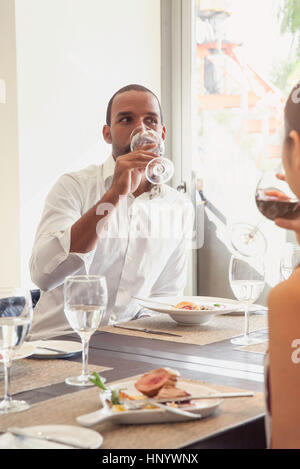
[0, 0, 21, 292]
[11, 0, 161, 287]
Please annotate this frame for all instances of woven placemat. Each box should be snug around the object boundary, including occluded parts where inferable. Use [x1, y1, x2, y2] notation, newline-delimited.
[100, 313, 268, 346]
[0, 359, 112, 397]
[0, 374, 264, 449]
[236, 341, 268, 355]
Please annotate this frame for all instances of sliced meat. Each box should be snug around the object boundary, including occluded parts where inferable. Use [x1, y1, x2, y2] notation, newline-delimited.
[155, 386, 191, 400]
[135, 368, 178, 397]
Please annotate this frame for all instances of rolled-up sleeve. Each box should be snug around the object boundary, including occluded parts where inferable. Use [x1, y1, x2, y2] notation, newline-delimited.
[30, 174, 97, 292]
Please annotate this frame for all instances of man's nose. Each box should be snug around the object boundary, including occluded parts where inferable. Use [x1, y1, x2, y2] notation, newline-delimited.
[134, 119, 150, 133]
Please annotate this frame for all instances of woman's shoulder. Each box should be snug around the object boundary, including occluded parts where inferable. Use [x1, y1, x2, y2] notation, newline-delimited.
[268, 267, 300, 311]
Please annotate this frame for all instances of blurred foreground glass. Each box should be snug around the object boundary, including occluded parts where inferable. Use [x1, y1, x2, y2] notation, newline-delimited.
[64, 275, 107, 386]
[280, 243, 300, 280]
[130, 127, 174, 184]
[0, 288, 33, 413]
[229, 254, 265, 346]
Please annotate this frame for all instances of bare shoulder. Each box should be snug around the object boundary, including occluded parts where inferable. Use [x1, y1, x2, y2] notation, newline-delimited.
[268, 268, 300, 312]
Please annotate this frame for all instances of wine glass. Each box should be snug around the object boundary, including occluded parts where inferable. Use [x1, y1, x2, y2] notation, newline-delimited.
[64, 275, 107, 386]
[229, 168, 300, 257]
[255, 170, 300, 221]
[280, 243, 300, 280]
[0, 288, 33, 413]
[130, 126, 174, 184]
[229, 254, 265, 346]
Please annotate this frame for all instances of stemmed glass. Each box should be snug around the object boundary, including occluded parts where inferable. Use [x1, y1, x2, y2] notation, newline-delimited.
[255, 170, 300, 221]
[64, 275, 107, 386]
[0, 288, 33, 413]
[229, 254, 265, 346]
[130, 126, 174, 184]
[229, 168, 300, 258]
[280, 243, 300, 280]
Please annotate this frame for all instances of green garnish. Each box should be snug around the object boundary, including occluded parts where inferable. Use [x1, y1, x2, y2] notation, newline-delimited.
[89, 372, 120, 405]
[111, 390, 120, 405]
[214, 303, 221, 307]
[89, 372, 107, 390]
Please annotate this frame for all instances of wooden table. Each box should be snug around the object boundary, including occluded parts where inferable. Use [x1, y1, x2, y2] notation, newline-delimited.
[7, 326, 267, 449]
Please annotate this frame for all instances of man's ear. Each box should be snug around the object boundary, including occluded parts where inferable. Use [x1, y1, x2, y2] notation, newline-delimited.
[161, 125, 166, 141]
[102, 125, 112, 144]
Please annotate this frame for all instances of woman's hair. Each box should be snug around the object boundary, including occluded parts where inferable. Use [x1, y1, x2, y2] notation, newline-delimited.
[285, 83, 300, 136]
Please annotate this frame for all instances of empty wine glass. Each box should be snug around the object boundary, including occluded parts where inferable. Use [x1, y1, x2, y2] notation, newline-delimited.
[229, 254, 265, 346]
[229, 222, 267, 258]
[280, 243, 300, 280]
[64, 275, 107, 386]
[130, 126, 174, 184]
[0, 288, 33, 413]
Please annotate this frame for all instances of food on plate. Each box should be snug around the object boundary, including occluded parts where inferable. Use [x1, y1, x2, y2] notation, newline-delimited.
[175, 301, 213, 311]
[90, 369, 194, 412]
[135, 368, 178, 397]
[175, 301, 201, 310]
[135, 368, 190, 399]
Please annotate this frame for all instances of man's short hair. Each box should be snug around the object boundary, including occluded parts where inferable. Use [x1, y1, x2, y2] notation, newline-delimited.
[106, 84, 163, 126]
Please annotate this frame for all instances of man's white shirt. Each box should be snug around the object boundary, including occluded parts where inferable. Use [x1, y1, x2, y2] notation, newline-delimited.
[29, 155, 194, 340]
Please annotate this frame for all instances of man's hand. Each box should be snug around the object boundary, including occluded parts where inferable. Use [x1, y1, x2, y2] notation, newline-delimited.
[110, 144, 158, 196]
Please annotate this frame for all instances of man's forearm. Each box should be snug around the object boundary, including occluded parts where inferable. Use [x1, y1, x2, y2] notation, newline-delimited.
[70, 188, 120, 253]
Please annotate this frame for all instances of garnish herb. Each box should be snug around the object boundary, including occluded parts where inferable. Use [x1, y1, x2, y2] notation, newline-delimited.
[89, 372, 120, 405]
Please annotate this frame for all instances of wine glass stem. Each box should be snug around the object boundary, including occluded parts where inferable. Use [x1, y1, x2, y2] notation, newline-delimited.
[2, 359, 12, 405]
[244, 305, 250, 337]
[81, 337, 89, 378]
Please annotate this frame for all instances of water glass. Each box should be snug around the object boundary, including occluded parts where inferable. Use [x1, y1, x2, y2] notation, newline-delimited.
[0, 288, 33, 413]
[229, 254, 265, 346]
[64, 275, 107, 386]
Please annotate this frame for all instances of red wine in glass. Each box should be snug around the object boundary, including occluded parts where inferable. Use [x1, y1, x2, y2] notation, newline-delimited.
[255, 189, 300, 221]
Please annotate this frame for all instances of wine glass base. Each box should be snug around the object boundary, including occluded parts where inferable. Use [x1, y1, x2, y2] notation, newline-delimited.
[0, 399, 30, 414]
[231, 335, 266, 346]
[65, 375, 106, 387]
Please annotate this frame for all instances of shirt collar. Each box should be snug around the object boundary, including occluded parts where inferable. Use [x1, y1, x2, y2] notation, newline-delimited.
[101, 153, 167, 200]
[102, 154, 116, 189]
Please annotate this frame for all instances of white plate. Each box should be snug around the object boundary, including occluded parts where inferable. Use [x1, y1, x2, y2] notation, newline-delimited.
[137, 296, 242, 325]
[221, 303, 267, 316]
[1, 425, 103, 449]
[30, 340, 82, 359]
[96, 379, 222, 425]
[0, 342, 36, 362]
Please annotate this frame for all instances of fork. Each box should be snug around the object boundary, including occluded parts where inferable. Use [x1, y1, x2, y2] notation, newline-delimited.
[123, 398, 202, 419]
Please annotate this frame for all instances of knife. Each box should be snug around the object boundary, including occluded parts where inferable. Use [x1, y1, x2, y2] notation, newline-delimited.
[36, 346, 67, 354]
[113, 324, 182, 337]
[7, 427, 90, 449]
[124, 391, 254, 406]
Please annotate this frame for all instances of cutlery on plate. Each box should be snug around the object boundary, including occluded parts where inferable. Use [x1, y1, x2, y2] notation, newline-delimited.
[36, 346, 67, 354]
[123, 398, 202, 419]
[76, 393, 201, 427]
[113, 324, 182, 337]
[123, 391, 254, 406]
[7, 427, 91, 449]
[132, 296, 176, 308]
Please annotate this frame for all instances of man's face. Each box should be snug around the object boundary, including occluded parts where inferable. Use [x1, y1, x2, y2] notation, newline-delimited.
[103, 90, 165, 157]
